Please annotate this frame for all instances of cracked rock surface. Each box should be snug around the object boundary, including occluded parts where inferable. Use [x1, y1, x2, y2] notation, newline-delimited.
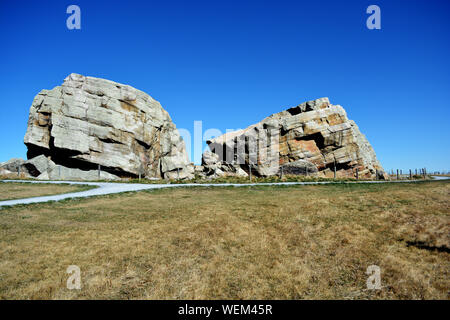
[200, 98, 388, 179]
[24, 73, 193, 180]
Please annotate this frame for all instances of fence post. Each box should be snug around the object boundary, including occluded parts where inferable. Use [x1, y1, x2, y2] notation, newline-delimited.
[138, 164, 143, 182]
[356, 168, 359, 180]
[396, 169, 399, 180]
[409, 169, 412, 180]
[423, 168, 426, 179]
[333, 159, 336, 179]
[375, 169, 378, 180]
[98, 164, 101, 179]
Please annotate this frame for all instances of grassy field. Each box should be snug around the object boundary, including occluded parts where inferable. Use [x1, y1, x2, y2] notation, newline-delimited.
[0, 181, 448, 299]
[0, 182, 95, 201]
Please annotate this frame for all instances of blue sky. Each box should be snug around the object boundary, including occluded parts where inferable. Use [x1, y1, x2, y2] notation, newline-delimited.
[0, 0, 449, 171]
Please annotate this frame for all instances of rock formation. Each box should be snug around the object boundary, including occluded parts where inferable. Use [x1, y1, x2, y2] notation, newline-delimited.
[23, 73, 194, 180]
[200, 97, 387, 179]
[17, 78, 386, 182]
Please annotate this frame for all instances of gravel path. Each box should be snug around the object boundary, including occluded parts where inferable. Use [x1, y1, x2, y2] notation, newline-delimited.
[0, 177, 448, 208]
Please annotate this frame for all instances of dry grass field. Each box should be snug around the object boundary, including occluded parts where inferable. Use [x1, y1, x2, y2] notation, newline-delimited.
[0, 182, 94, 201]
[0, 181, 448, 299]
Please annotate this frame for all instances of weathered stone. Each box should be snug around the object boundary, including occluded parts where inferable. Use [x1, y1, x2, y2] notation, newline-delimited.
[36, 171, 50, 180]
[280, 159, 318, 176]
[24, 155, 54, 176]
[46, 165, 120, 181]
[201, 98, 387, 179]
[235, 167, 249, 177]
[24, 74, 193, 180]
[194, 165, 205, 173]
[0, 158, 29, 175]
[202, 150, 220, 166]
[21, 154, 119, 180]
[163, 163, 194, 180]
[0, 168, 14, 176]
[193, 165, 206, 177]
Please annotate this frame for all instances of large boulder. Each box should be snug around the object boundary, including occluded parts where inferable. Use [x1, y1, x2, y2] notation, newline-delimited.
[200, 97, 388, 179]
[24, 74, 193, 180]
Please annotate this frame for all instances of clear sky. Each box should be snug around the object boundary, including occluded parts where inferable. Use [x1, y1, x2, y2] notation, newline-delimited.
[0, 0, 449, 171]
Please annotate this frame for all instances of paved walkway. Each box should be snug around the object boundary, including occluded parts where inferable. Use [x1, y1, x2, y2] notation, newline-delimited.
[0, 177, 448, 208]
